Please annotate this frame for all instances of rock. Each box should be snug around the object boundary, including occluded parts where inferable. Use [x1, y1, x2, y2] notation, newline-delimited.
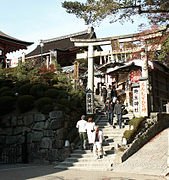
[18, 119, 24, 126]
[11, 116, 17, 126]
[44, 130, 54, 137]
[3, 128, 13, 135]
[52, 140, 64, 149]
[23, 114, 34, 126]
[50, 120, 63, 130]
[33, 122, 45, 131]
[55, 128, 65, 140]
[17, 135, 25, 144]
[1, 116, 11, 127]
[13, 127, 24, 135]
[32, 131, 43, 142]
[6, 136, 17, 144]
[49, 111, 63, 119]
[41, 137, 52, 149]
[0, 136, 5, 144]
[34, 114, 46, 122]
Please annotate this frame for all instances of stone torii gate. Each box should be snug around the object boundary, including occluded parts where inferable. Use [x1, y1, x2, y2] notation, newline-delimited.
[71, 26, 167, 116]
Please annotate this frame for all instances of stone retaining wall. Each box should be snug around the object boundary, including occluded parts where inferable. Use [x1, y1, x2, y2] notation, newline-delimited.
[0, 111, 70, 164]
[122, 113, 169, 162]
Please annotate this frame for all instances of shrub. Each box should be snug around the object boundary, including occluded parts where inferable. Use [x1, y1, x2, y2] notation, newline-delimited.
[17, 95, 35, 113]
[0, 87, 10, 96]
[34, 97, 53, 111]
[1, 90, 14, 96]
[123, 130, 134, 144]
[18, 83, 32, 95]
[30, 84, 48, 98]
[123, 117, 145, 144]
[45, 88, 59, 99]
[0, 96, 15, 115]
[129, 117, 145, 130]
[40, 104, 53, 114]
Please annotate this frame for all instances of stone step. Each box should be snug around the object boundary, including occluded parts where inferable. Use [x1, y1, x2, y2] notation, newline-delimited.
[59, 160, 113, 168]
[54, 165, 112, 171]
[66, 155, 115, 163]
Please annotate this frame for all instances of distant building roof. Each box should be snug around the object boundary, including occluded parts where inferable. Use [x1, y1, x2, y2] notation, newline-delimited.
[0, 31, 33, 53]
[26, 27, 99, 59]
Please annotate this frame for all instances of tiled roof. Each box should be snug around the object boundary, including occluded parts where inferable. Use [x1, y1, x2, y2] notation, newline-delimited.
[0, 30, 33, 46]
[26, 27, 97, 58]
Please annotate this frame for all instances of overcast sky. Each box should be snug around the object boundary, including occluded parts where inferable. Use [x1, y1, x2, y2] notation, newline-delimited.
[0, 0, 148, 59]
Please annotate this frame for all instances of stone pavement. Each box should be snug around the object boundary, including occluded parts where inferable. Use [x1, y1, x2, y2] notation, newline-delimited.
[0, 165, 166, 180]
[113, 128, 168, 177]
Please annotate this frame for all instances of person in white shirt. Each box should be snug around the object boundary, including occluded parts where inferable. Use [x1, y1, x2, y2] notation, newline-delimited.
[85, 117, 95, 151]
[76, 115, 87, 150]
[92, 126, 104, 159]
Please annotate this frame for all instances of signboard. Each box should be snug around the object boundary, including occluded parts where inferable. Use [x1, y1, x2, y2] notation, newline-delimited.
[139, 80, 148, 116]
[133, 87, 140, 116]
[86, 89, 93, 114]
[129, 70, 142, 83]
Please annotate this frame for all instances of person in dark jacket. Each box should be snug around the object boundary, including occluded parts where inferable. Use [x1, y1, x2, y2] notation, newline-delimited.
[102, 85, 107, 104]
[113, 100, 123, 128]
[104, 98, 114, 126]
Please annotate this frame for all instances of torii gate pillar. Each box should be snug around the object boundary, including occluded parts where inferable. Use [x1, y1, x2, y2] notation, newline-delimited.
[88, 45, 94, 92]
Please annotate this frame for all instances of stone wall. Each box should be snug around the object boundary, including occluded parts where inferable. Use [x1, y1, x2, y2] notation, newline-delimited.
[0, 111, 70, 164]
[122, 112, 169, 162]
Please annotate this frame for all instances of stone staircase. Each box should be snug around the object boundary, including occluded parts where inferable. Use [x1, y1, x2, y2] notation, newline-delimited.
[54, 115, 130, 171]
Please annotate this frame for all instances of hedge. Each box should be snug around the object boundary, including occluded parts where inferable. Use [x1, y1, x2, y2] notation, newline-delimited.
[17, 95, 35, 113]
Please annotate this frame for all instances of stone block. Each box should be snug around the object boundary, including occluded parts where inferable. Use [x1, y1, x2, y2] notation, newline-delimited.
[13, 127, 24, 135]
[44, 121, 50, 130]
[32, 131, 43, 142]
[41, 137, 52, 149]
[47, 149, 59, 162]
[0, 136, 5, 144]
[23, 114, 34, 126]
[11, 116, 17, 126]
[18, 119, 24, 126]
[34, 114, 46, 122]
[50, 120, 63, 130]
[27, 133, 33, 143]
[55, 128, 65, 140]
[33, 122, 45, 131]
[52, 140, 64, 149]
[49, 111, 63, 119]
[17, 135, 25, 144]
[44, 130, 54, 137]
[1, 115, 11, 127]
[6, 136, 17, 144]
[3, 128, 13, 136]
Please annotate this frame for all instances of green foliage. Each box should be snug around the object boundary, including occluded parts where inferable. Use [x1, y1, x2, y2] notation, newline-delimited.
[123, 117, 145, 143]
[18, 83, 32, 95]
[123, 130, 134, 144]
[30, 84, 48, 98]
[129, 117, 145, 129]
[0, 87, 10, 96]
[34, 97, 53, 111]
[0, 96, 15, 115]
[17, 95, 35, 113]
[1, 90, 14, 96]
[62, 0, 169, 25]
[40, 104, 53, 114]
[45, 88, 59, 99]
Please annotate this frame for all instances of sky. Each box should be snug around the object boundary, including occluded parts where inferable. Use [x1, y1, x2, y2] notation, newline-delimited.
[0, 0, 149, 59]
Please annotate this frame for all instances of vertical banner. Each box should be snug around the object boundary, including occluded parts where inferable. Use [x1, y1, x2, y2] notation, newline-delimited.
[139, 80, 148, 116]
[133, 87, 140, 116]
[86, 89, 93, 114]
